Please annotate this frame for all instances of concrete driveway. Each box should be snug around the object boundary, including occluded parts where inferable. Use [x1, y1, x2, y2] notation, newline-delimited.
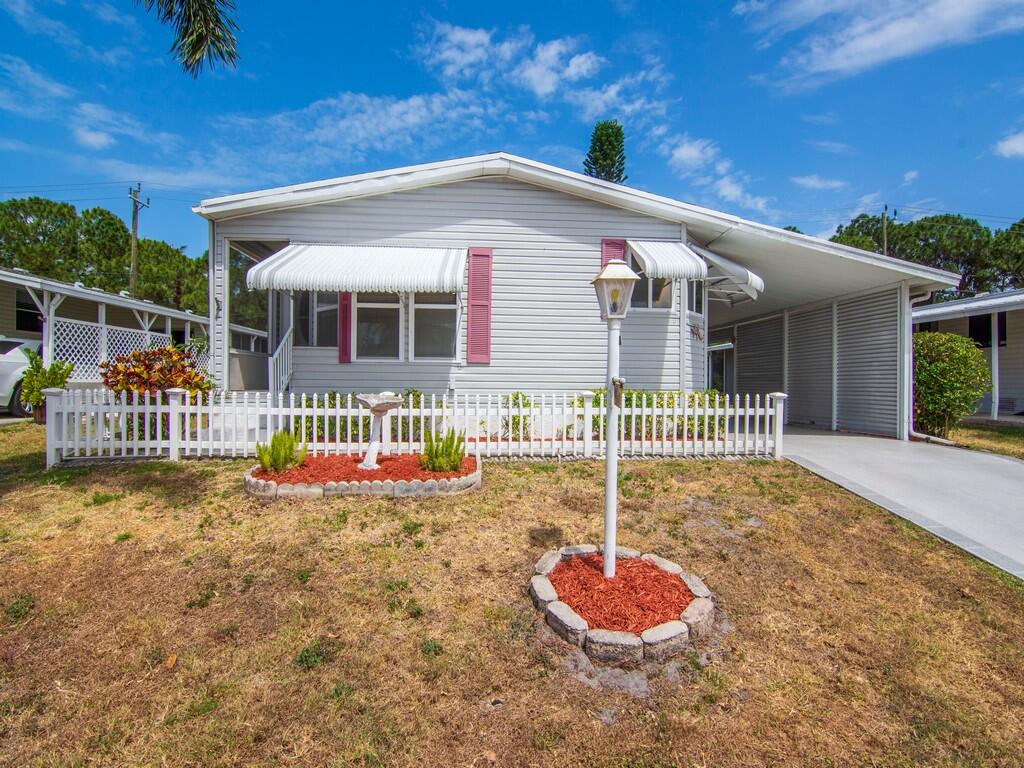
[784, 429, 1024, 579]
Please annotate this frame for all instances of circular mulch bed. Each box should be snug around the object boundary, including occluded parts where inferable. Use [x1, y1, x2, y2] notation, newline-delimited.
[252, 453, 475, 484]
[548, 554, 693, 634]
[530, 545, 717, 666]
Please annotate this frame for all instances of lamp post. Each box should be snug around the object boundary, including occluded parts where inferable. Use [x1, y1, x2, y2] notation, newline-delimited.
[591, 258, 640, 578]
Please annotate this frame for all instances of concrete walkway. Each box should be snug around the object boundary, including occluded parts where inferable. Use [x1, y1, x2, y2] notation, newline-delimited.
[784, 429, 1024, 579]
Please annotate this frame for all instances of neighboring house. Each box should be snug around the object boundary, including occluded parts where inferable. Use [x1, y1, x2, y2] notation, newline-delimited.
[193, 152, 958, 439]
[913, 288, 1024, 418]
[0, 267, 268, 390]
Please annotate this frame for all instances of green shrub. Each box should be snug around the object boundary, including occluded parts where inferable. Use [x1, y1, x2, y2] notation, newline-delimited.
[579, 388, 727, 440]
[914, 332, 991, 439]
[500, 391, 532, 439]
[19, 349, 74, 408]
[256, 430, 307, 472]
[419, 429, 465, 472]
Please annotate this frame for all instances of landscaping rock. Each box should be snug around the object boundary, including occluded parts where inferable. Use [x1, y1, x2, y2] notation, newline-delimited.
[641, 620, 690, 661]
[423, 479, 438, 494]
[292, 483, 323, 499]
[681, 597, 715, 640]
[599, 545, 642, 559]
[680, 572, 712, 599]
[585, 629, 643, 665]
[641, 553, 683, 575]
[534, 550, 561, 576]
[545, 601, 588, 646]
[528, 575, 558, 609]
[559, 544, 598, 558]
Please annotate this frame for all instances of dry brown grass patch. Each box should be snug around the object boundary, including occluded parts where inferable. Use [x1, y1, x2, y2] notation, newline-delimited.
[1, 423, 1022, 767]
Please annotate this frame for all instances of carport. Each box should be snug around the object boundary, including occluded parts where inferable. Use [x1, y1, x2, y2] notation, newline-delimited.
[698, 227, 959, 438]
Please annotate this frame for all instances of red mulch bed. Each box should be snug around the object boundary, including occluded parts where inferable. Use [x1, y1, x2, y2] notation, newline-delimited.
[548, 554, 694, 634]
[252, 453, 476, 484]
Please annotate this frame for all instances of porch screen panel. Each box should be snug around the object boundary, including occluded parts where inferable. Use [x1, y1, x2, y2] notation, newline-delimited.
[836, 288, 900, 436]
[735, 317, 784, 396]
[786, 306, 833, 428]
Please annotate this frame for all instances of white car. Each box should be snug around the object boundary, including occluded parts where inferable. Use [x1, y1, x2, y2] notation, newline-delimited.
[0, 337, 41, 418]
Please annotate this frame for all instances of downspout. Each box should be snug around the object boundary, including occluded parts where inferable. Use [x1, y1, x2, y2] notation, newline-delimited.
[906, 290, 958, 446]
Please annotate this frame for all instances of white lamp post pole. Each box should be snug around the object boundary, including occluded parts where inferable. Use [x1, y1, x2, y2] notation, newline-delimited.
[604, 318, 621, 578]
[591, 257, 639, 580]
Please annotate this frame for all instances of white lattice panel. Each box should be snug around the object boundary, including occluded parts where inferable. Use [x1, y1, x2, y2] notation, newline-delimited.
[54, 320, 102, 381]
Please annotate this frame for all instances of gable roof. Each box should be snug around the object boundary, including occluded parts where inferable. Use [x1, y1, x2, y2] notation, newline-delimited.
[194, 152, 959, 323]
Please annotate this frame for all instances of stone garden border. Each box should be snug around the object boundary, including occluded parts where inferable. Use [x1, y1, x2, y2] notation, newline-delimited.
[244, 457, 482, 500]
[529, 544, 715, 665]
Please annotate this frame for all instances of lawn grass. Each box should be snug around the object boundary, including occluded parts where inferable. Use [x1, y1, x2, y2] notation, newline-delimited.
[951, 422, 1024, 461]
[1, 422, 1023, 766]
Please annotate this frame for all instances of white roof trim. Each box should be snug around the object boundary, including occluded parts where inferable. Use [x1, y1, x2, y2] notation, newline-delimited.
[626, 240, 707, 280]
[246, 243, 467, 293]
[194, 152, 959, 288]
[913, 288, 1024, 322]
[689, 243, 765, 300]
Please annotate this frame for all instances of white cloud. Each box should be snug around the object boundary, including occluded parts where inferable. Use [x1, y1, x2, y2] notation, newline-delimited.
[813, 191, 881, 239]
[741, 1, 1024, 87]
[663, 135, 719, 173]
[806, 139, 853, 154]
[0, 54, 73, 117]
[71, 102, 179, 151]
[0, 0, 134, 66]
[513, 38, 605, 98]
[791, 174, 847, 190]
[417, 21, 526, 83]
[900, 169, 919, 186]
[994, 130, 1024, 157]
[801, 112, 839, 125]
[715, 174, 771, 213]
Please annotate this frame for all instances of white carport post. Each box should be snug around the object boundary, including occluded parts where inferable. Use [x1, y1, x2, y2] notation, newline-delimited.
[990, 312, 1000, 420]
[27, 288, 65, 367]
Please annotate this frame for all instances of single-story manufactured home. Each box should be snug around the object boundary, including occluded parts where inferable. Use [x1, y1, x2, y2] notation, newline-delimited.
[0, 267, 268, 389]
[193, 152, 959, 439]
[913, 288, 1024, 419]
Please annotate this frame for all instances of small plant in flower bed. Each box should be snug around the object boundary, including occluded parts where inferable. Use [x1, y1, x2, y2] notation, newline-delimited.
[19, 349, 74, 420]
[256, 431, 307, 473]
[419, 429, 465, 472]
[101, 345, 210, 399]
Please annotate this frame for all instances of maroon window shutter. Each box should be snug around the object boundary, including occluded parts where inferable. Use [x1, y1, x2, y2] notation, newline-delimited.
[337, 291, 352, 363]
[601, 239, 626, 267]
[466, 248, 493, 364]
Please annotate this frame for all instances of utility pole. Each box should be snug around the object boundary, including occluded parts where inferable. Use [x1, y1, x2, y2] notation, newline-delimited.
[882, 204, 898, 258]
[128, 183, 150, 297]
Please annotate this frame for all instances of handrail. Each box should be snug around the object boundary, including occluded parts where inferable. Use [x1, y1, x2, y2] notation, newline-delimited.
[269, 326, 294, 394]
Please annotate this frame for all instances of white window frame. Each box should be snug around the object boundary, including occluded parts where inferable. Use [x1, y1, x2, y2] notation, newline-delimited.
[627, 254, 674, 312]
[352, 291, 404, 362]
[409, 291, 461, 363]
[686, 279, 706, 319]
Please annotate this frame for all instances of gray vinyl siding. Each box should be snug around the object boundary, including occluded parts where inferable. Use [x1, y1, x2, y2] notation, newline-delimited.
[786, 307, 833, 428]
[213, 177, 700, 394]
[936, 310, 1024, 414]
[836, 288, 900, 436]
[735, 317, 784, 396]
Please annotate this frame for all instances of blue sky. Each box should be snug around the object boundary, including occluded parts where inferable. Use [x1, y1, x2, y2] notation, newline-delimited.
[2, 0, 1023, 259]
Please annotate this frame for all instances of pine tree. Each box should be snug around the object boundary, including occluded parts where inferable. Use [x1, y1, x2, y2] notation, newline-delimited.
[583, 120, 627, 183]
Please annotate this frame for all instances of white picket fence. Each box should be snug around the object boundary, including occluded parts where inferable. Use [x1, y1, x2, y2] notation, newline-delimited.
[41, 388, 787, 468]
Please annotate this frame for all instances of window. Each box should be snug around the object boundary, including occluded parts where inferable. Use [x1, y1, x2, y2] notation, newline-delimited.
[15, 288, 42, 333]
[969, 313, 1006, 348]
[688, 280, 704, 315]
[412, 292, 458, 359]
[314, 292, 338, 347]
[627, 255, 672, 309]
[294, 292, 311, 346]
[355, 292, 401, 359]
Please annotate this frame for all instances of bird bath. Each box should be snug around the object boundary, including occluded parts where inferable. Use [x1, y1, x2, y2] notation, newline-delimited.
[356, 391, 404, 470]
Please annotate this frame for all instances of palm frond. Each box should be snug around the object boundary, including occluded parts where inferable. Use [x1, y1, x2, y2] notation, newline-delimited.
[138, 0, 239, 78]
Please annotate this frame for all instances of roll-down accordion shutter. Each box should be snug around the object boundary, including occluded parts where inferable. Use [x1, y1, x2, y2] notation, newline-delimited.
[786, 307, 833, 427]
[836, 288, 900, 436]
[735, 317, 784, 396]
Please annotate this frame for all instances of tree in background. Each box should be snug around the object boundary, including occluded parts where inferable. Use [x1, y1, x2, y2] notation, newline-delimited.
[135, 0, 239, 77]
[830, 212, 1021, 297]
[229, 249, 267, 329]
[583, 120, 627, 183]
[783, 225, 804, 234]
[78, 207, 131, 291]
[137, 239, 209, 314]
[0, 197, 79, 281]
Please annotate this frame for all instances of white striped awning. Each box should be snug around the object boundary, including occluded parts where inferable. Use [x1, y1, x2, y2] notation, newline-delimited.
[689, 243, 765, 302]
[246, 243, 467, 293]
[626, 240, 708, 280]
